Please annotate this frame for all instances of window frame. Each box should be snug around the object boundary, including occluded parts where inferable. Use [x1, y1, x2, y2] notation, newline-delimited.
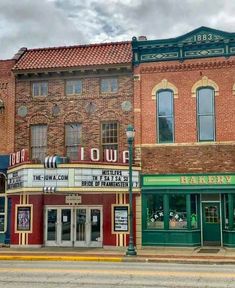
[101, 121, 119, 152]
[65, 123, 82, 161]
[65, 79, 82, 96]
[196, 87, 215, 142]
[32, 81, 48, 97]
[156, 89, 175, 143]
[30, 124, 47, 162]
[100, 78, 118, 93]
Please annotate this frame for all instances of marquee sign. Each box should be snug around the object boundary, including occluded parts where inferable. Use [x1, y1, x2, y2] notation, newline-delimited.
[7, 167, 140, 190]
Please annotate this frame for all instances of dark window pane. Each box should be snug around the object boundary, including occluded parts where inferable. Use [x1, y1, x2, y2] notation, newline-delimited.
[0, 197, 4, 213]
[158, 91, 173, 116]
[159, 117, 173, 142]
[31, 125, 47, 161]
[198, 88, 214, 114]
[157, 90, 174, 143]
[0, 215, 4, 232]
[65, 123, 81, 160]
[199, 115, 214, 141]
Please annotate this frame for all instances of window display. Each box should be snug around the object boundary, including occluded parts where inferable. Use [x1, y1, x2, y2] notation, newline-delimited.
[169, 195, 187, 229]
[146, 194, 164, 229]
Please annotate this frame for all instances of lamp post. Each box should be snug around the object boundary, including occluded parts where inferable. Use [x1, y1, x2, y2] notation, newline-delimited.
[126, 124, 137, 256]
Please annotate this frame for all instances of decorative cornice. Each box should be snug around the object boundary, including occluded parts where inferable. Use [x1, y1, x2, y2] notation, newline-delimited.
[132, 27, 235, 64]
[139, 59, 235, 74]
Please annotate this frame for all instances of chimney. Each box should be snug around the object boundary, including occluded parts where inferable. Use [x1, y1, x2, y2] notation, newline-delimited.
[138, 36, 147, 41]
[12, 47, 27, 60]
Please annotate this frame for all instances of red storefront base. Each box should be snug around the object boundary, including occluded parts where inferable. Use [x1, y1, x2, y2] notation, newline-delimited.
[8, 192, 137, 248]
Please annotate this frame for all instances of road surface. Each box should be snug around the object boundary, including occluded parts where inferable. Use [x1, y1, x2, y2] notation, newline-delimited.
[0, 261, 234, 287]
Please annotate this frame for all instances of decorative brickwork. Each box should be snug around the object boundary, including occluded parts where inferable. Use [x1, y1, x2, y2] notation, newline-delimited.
[0, 60, 16, 154]
[14, 72, 134, 161]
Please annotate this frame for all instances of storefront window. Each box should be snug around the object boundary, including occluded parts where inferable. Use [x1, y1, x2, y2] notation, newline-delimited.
[191, 195, 198, 229]
[146, 194, 164, 229]
[169, 195, 187, 229]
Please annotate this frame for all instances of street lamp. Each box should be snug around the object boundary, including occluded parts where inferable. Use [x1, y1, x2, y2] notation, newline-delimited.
[126, 124, 137, 256]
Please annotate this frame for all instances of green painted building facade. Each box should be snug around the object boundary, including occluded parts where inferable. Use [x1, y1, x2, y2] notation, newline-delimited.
[142, 174, 235, 247]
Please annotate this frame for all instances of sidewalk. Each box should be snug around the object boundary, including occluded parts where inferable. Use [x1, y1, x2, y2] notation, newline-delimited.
[1, 246, 235, 264]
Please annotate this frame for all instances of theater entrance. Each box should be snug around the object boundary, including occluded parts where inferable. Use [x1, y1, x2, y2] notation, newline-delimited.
[44, 206, 102, 247]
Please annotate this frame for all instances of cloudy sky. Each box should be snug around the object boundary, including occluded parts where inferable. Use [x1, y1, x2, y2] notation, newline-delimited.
[1, 0, 235, 59]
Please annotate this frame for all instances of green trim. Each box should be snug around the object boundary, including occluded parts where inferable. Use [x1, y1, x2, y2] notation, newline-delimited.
[142, 173, 235, 189]
[132, 26, 235, 64]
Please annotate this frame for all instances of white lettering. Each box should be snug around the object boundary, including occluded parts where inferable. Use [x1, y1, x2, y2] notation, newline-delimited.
[105, 149, 117, 162]
[122, 150, 129, 163]
[90, 148, 100, 162]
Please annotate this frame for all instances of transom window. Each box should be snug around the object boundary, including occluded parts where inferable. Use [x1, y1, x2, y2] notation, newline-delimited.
[101, 78, 118, 93]
[30, 125, 47, 162]
[157, 90, 174, 143]
[66, 80, 82, 95]
[65, 123, 82, 161]
[101, 122, 118, 151]
[197, 87, 215, 141]
[32, 81, 48, 97]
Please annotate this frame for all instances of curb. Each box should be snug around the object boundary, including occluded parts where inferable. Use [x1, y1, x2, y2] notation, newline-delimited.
[0, 254, 235, 264]
[0, 255, 123, 262]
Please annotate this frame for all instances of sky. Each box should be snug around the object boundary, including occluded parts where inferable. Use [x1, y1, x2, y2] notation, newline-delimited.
[1, 0, 235, 59]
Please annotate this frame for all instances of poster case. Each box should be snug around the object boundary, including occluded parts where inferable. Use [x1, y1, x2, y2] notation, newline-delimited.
[15, 205, 33, 233]
[112, 205, 129, 234]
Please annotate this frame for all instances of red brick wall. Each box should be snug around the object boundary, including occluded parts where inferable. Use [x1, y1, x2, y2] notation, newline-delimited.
[0, 60, 15, 154]
[142, 144, 235, 174]
[15, 72, 133, 160]
[134, 57, 235, 145]
[134, 56, 235, 174]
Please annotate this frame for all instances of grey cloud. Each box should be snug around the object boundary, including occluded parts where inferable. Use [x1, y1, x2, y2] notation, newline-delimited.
[1, 0, 235, 59]
[0, 0, 86, 59]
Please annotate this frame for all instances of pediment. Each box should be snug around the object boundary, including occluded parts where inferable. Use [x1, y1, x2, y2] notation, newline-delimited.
[177, 26, 233, 44]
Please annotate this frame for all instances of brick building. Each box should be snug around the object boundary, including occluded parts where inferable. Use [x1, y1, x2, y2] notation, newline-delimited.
[7, 42, 140, 247]
[0, 58, 16, 244]
[132, 27, 235, 247]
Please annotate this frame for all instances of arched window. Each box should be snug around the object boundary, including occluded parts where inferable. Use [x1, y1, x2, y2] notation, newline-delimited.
[197, 87, 215, 141]
[157, 90, 174, 143]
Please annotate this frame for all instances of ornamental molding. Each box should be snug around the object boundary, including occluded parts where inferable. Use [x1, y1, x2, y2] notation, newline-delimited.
[151, 79, 178, 99]
[140, 59, 235, 74]
[191, 76, 219, 97]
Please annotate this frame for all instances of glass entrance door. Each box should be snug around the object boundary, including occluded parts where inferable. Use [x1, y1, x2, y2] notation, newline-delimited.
[75, 207, 102, 247]
[45, 207, 73, 247]
[45, 206, 102, 247]
[202, 202, 221, 246]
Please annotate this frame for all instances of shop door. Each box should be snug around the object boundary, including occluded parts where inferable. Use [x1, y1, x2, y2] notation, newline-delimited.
[45, 207, 102, 247]
[74, 207, 102, 247]
[202, 202, 221, 246]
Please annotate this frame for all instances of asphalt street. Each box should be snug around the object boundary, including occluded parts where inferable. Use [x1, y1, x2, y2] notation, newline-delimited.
[0, 261, 234, 287]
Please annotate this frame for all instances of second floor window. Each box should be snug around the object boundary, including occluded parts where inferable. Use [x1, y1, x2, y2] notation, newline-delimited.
[101, 122, 118, 151]
[32, 81, 48, 97]
[66, 80, 82, 95]
[30, 124, 47, 162]
[101, 78, 118, 93]
[197, 87, 215, 141]
[65, 123, 82, 160]
[157, 90, 174, 143]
